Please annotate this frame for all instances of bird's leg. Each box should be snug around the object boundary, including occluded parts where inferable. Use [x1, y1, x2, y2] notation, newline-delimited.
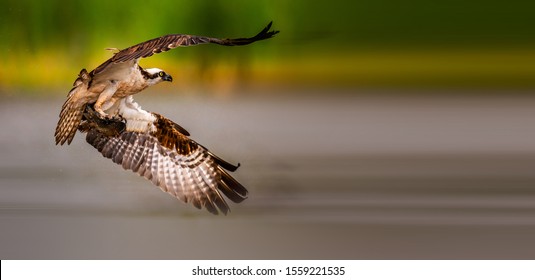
[100, 97, 123, 120]
[93, 82, 118, 119]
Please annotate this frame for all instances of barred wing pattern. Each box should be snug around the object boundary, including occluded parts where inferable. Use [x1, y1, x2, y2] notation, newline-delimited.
[85, 126, 247, 215]
[55, 69, 91, 145]
[91, 22, 279, 76]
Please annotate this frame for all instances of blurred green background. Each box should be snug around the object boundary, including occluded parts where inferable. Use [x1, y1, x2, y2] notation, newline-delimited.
[1, 0, 535, 93]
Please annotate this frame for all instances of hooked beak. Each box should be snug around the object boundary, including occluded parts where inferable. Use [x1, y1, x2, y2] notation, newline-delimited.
[162, 73, 173, 82]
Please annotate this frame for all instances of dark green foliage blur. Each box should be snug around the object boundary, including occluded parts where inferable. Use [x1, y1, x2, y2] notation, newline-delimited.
[3, 0, 535, 47]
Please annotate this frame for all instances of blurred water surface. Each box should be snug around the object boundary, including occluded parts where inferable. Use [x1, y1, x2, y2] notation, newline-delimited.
[1, 91, 535, 259]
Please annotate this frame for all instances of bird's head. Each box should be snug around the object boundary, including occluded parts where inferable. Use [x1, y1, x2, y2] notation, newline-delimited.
[145, 68, 173, 86]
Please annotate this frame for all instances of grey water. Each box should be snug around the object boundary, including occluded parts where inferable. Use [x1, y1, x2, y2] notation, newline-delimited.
[1, 91, 535, 259]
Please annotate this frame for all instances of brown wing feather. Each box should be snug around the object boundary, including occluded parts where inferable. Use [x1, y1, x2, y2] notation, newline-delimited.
[83, 114, 247, 215]
[152, 112, 197, 154]
[91, 21, 279, 76]
[55, 69, 91, 145]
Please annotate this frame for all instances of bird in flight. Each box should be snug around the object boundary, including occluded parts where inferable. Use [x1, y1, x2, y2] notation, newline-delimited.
[55, 22, 279, 145]
[57, 22, 279, 214]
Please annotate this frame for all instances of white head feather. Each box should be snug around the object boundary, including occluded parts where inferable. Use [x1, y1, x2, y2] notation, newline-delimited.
[145, 68, 163, 75]
[143, 68, 172, 86]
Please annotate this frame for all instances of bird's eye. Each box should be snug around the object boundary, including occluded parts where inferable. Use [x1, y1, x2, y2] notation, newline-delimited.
[158, 72, 164, 77]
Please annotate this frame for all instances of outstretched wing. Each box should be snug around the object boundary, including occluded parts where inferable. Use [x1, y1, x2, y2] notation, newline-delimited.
[91, 21, 279, 76]
[83, 113, 248, 215]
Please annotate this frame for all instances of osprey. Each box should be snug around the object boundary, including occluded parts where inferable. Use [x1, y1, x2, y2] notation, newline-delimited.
[55, 22, 279, 145]
[57, 22, 279, 214]
[79, 97, 247, 215]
